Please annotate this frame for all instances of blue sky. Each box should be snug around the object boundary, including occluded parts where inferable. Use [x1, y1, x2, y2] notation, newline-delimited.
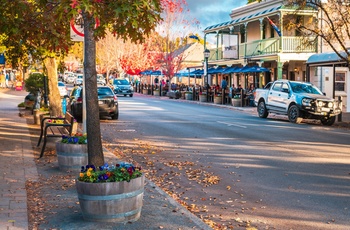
[186, 0, 246, 31]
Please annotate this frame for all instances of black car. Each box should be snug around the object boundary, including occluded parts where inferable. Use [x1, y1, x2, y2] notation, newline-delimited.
[112, 78, 134, 97]
[68, 86, 119, 121]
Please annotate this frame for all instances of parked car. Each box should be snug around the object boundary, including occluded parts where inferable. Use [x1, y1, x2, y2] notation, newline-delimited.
[58, 81, 68, 97]
[112, 78, 133, 97]
[74, 74, 83, 86]
[97, 74, 106, 85]
[254, 80, 342, 125]
[68, 85, 119, 121]
[66, 73, 75, 84]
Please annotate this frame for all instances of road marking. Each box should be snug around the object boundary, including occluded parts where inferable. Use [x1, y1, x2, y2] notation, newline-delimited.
[217, 121, 247, 128]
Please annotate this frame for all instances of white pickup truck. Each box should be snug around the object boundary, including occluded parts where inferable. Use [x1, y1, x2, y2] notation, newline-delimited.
[254, 80, 342, 125]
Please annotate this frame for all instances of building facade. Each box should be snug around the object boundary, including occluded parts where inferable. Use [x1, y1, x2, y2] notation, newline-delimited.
[203, 0, 349, 120]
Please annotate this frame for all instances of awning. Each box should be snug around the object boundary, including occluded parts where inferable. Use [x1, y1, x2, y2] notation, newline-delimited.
[175, 68, 202, 77]
[241, 66, 270, 73]
[208, 66, 225, 74]
[204, 5, 282, 32]
[306, 50, 348, 66]
[221, 66, 241, 74]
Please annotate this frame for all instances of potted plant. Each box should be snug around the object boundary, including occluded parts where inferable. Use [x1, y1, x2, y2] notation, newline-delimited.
[55, 133, 87, 171]
[153, 89, 160, 96]
[214, 94, 222, 104]
[76, 162, 144, 223]
[185, 91, 193, 100]
[199, 92, 207, 102]
[232, 94, 242, 107]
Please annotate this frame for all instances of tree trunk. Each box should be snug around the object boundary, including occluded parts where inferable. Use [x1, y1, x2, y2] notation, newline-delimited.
[44, 57, 62, 117]
[83, 11, 105, 166]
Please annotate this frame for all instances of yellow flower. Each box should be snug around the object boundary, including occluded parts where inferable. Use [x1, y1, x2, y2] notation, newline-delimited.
[87, 171, 91, 177]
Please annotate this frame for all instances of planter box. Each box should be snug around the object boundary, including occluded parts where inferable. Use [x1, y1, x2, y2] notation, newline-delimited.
[153, 90, 160, 96]
[185, 93, 193, 100]
[76, 175, 145, 223]
[142, 89, 149, 95]
[55, 142, 88, 171]
[232, 99, 242, 107]
[167, 91, 181, 99]
[214, 96, 222, 104]
[199, 94, 207, 102]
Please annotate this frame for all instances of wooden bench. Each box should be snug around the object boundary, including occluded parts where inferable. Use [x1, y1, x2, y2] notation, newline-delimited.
[37, 112, 76, 158]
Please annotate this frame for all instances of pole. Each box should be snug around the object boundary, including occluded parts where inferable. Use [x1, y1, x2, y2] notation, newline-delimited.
[205, 57, 209, 102]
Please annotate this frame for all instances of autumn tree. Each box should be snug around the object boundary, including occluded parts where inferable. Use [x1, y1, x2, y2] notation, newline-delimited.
[284, 0, 350, 68]
[57, 1, 162, 166]
[0, 0, 76, 116]
[151, 0, 200, 85]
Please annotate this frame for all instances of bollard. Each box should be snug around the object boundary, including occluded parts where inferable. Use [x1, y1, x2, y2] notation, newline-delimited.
[338, 96, 342, 122]
[33, 109, 41, 125]
[61, 98, 66, 115]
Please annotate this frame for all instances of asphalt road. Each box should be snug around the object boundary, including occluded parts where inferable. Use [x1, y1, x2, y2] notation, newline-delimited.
[99, 94, 350, 230]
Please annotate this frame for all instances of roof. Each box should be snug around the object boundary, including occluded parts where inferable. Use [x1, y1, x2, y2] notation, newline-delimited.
[204, 5, 282, 32]
[306, 50, 349, 66]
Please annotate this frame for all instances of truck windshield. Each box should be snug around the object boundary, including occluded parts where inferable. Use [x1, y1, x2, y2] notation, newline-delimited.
[290, 82, 322, 95]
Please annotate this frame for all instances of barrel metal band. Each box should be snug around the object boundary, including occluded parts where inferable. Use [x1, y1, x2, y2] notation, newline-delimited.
[77, 188, 144, 201]
[83, 207, 142, 219]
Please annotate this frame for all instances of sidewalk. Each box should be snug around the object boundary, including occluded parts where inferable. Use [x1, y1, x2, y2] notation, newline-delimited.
[0, 89, 211, 230]
[0, 89, 348, 230]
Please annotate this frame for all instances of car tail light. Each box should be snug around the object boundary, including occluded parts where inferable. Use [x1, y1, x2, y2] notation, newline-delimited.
[114, 95, 118, 101]
[77, 97, 83, 103]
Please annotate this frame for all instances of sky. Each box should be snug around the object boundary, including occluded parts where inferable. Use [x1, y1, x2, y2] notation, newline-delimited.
[186, 0, 246, 32]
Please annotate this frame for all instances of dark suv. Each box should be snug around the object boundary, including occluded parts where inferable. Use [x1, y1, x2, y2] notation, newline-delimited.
[113, 78, 133, 97]
[68, 86, 119, 121]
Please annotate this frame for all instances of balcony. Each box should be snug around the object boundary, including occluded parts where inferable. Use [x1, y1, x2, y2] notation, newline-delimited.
[209, 36, 317, 61]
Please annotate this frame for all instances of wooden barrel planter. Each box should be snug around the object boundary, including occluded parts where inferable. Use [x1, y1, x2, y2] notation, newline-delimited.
[214, 96, 222, 104]
[199, 94, 207, 102]
[76, 175, 145, 223]
[55, 142, 88, 171]
[232, 98, 242, 107]
[142, 89, 149, 95]
[153, 90, 160, 96]
[185, 93, 193, 100]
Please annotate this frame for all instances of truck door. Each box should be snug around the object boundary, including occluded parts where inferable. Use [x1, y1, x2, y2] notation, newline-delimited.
[279, 82, 290, 112]
[267, 82, 282, 110]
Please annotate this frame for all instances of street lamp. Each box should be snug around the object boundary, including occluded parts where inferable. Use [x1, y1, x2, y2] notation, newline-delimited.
[203, 49, 210, 102]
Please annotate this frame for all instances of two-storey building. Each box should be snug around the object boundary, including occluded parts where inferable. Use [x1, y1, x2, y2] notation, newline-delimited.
[203, 0, 317, 88]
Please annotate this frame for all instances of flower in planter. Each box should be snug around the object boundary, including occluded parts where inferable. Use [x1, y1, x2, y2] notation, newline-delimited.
[79, 162, 142, 183]
[48, 120, 64, 124]
[61, 133, 87, 144]
[233, 95, 241, 99]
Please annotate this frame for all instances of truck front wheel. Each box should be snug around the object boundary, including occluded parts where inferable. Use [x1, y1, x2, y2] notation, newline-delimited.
[258, 101, 269, 118]
[320, 116, 336, 126]
[288, 105, 303, 124]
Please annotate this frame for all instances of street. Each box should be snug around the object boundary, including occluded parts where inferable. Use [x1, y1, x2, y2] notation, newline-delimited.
[99, 94, 350, 229]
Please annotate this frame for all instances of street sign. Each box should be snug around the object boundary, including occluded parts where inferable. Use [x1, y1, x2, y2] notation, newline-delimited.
[70, 15, 84, 42]
[70, 15, 100, 42]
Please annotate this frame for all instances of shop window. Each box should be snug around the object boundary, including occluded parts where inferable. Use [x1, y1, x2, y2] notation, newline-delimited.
[335, 72, 346, 91]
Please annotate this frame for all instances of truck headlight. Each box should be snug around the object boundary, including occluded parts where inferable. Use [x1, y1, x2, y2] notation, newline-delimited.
[317, 101, 324, 107]
[328, 102, 333, 108]
[302, 98, 312, 106]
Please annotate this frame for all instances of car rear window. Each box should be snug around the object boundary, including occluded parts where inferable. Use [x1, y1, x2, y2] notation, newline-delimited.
[98, 87, 114, 96]
[113, 79, 128, 85]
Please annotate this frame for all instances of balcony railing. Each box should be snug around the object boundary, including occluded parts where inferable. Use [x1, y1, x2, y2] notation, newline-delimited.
[209, 36, 317, 61]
